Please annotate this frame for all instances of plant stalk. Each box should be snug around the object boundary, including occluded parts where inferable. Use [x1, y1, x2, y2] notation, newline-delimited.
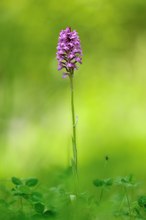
[69, 72, 78, 177]
[123, 186, 132, 219]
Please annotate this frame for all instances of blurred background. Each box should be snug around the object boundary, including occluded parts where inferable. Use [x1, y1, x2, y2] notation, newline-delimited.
[0, 0, 146, 183]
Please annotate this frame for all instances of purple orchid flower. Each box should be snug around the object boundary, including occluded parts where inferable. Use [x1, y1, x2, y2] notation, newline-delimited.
[56, 27, 82, 77]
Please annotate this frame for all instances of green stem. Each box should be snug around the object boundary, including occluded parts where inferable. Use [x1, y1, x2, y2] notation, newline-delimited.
[99, 187, 104, 203]
[123, 186, 132, 219]
[69, 72, 78, 176]
[98, 157, 108, 204]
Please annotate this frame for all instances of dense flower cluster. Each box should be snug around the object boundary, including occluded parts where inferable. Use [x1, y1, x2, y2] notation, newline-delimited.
[56, 27, 82, 77]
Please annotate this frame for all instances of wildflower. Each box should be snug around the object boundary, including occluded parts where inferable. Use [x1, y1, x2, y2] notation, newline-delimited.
[56, 27, 83, 187]
[56, 27, 82, 77]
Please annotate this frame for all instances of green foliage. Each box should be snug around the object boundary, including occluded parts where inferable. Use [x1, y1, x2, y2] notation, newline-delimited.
[0, 174, 146, 219]
[30, 192, 43, 203]
[92, 174, 146, 219]
[138, 196, 146, 211]
[93, 179, 104, 187]
[34, 202, 45, 214]
[25, 178, 38, 187]
[114, 175, 138, 187]
[93, 178, 113, 187]
[11, 177, 39, 199]
[12, 177, 23, 186]
[8, 176, 59, 219]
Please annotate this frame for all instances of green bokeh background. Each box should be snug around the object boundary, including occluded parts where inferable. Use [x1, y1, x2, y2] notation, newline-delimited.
[0, 0, 146, 182]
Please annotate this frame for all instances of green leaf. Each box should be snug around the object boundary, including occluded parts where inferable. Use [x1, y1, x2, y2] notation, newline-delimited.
[30, 192, 43, 202]
[12, 185, 30, 197]
[25, 178, 38, 187]
[138, 196, 146, 210]
[34, 202, 45, 214]
[43, 209, 56, 217]
[121, 175, 133, 184]
[11, 177, 23, 185]
[114, 175, 137, 187]
[93, 179, 104, 187]
[104, 178, 113, 186]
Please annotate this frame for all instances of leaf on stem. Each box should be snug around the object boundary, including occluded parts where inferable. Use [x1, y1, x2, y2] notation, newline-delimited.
[93, 179, 104, 187]
[25, 178, 38, 187]
[11, 177, 23, 186]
